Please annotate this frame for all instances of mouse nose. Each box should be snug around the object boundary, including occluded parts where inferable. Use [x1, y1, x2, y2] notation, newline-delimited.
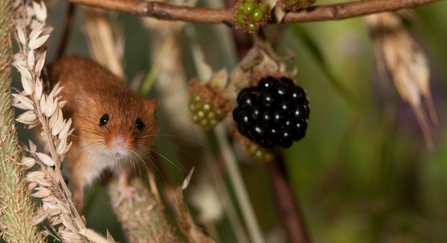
[110, 135, 129, 157]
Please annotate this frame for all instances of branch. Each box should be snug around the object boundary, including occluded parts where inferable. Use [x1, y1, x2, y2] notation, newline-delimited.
[266, 154, 310, 243]
[63, 0, 441, 23]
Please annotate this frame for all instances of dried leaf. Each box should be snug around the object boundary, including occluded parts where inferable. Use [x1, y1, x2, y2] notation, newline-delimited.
[35, 79, 43, 100]
[52, 117, 65, 136]
[26, 171, 46, 180]
[27, 50, 35, 69]
[182, 167, 194, 190]
[49, 108, 60, 129]
[32, 188, 51, 198]
[12, 94, 34, 110]
[16, 25, 26, 45]
[39, 95, 46, 114]
[57, 136, 67, 155]
[16, 110, 37, 124]
[35, 50, 46, 73]
[32, 1, 47, 22]
[58, 118, 72, 141]
[29, 35, 49, 49]
[274, 4, 286, 23]
[16, 64, 32, 82]
[36, 152, 54, 166]
[21, 157, 36, 169]
[29, 139, 37, 154]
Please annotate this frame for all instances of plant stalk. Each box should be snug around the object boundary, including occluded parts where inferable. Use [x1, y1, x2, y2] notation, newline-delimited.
[0, 0, 43, 241]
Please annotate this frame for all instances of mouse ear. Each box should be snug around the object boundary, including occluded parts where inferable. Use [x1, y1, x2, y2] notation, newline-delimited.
[144, 98, 159, 111]
[74, 90, 89, 111]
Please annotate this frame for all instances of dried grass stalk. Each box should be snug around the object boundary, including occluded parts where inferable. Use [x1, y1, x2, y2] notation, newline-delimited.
[365, 12, 437, 149]
[11, 0, 112, 242]
[174, 169, 214, 243]
[0, 0, 44, 241]
[108, 178, 181, 243]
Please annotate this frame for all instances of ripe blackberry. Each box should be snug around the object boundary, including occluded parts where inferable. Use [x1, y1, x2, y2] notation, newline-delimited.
[233, 76, 309, 148]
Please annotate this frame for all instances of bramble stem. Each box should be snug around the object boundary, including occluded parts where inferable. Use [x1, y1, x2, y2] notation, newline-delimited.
[62, 0, 441, 23]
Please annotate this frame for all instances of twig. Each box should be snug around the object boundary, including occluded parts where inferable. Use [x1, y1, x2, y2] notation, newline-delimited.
[266, 154, 310, 243]
[62, 0, 441, 23]
[56, 2, 76, 60]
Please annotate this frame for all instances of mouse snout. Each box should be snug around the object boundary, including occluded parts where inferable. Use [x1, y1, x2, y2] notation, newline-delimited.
[109, 135, 130, 158]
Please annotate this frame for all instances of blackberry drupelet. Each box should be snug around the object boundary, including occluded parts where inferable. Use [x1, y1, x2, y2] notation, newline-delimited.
[233, 76, 309, 148]
[189, 94, 227, 130]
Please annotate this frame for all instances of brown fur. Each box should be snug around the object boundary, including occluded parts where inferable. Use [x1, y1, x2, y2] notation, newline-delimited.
[47, 56, 158, 211]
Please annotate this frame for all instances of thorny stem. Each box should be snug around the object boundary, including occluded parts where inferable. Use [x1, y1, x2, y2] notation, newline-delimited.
[266, 154, 310, 243]
[62, 0, 441, 23]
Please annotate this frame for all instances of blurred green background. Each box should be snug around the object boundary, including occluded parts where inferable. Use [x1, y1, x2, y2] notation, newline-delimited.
[10, 0, 447, 242]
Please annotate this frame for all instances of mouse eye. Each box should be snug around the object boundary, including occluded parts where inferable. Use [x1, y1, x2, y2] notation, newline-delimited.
[99, 114, 109, 126]
[135, 118, 144, 131]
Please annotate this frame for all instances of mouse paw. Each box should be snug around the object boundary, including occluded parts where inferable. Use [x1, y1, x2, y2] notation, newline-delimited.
[114, 182, 142, 208]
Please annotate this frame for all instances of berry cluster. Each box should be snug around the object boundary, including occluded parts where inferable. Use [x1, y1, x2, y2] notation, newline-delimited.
[234, 0, 270, 33]
[233, 76, 309, 148]
[189, 94, 227, 130]
[279, 0, 316, 11]
[246, 144, 274, 163]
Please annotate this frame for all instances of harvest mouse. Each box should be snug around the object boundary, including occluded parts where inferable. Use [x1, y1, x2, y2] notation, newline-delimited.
[46, 56, 159, 211]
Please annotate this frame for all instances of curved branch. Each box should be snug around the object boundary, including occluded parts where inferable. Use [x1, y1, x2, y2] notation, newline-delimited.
[63, 0, 441, 23]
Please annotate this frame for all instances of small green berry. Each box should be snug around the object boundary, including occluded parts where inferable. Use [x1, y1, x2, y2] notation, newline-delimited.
[216, 109, 226, 119]
[209, 119, 218, 127]
[192, 114, 199, 122]
[202, 103, 213, 113]
[189, 103, 196, 112]
[252, 8, 264, 22]
[247, 145, 257, 155]
[207, 111, 217, 120]
[246, 23, 257, 32]
[243, 1, 256, 15]
[192, 94, 201, 104]
[264, 152, 273, 163]
[199, 119, 209, 128]
[237, 2, 244, 11]
[197, 110, 205, 120]
[195, 102, 203, 111]
[237, 12, 247, 24]
[254, 149, 264, 160]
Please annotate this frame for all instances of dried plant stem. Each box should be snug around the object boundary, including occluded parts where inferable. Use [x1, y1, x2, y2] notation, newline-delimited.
[266, 155, 310, 243]
[63, 0, 440, 23]
[215, 125, 265, 243]
[0, 0, 43, 241]
[108, 178, 181, 243]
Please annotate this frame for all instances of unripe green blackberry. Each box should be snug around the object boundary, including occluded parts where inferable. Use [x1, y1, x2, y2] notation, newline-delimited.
[188, 80, 231, 131]
[279, 0, 316, 11]
[246, 144, 274, 163]
[233, 0, 271, 34]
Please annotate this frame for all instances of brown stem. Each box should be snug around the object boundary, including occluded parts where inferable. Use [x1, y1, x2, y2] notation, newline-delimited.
[266, 154, 310, 243]
[56, 2, 76, 60]
[62, 0, 440, 23]
[223, 0, 252, 60]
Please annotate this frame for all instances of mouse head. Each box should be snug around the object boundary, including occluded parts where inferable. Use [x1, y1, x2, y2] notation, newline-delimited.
[74, 88, 159, 161]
